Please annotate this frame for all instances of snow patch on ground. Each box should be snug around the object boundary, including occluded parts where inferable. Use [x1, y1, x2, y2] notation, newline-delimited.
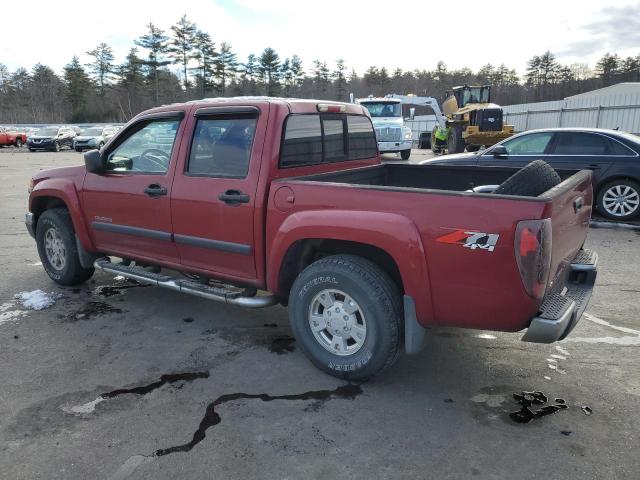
[0, 302, 27, 326]
[14, 290, 58, 310]
[63, 396, 105, 414]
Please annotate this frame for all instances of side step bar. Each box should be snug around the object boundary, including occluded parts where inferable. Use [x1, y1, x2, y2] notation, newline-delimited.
[94, 258, 278, 308]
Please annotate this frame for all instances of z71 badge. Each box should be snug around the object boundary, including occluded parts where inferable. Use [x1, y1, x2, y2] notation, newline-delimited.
[436, 229, 499, 252]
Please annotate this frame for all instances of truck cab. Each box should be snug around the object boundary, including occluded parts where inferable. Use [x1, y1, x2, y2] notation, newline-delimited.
[356, 97, 413, 160]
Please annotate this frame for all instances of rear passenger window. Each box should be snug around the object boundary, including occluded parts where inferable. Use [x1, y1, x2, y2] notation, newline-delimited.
[347, 115, 377, 159]
[607, 138, 635, 156]
[187, 115, 257, 178]
[280, 114, 377, 168]
[322, 117, 346, 160]
[553, 132, 609, 155]
[280, 115, 323, 167]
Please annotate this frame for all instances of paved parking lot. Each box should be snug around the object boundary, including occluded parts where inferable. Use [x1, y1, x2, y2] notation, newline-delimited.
[1, 148, 639, 480]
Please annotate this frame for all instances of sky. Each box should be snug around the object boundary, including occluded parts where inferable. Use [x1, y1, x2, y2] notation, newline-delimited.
[1, 0, 639, 77]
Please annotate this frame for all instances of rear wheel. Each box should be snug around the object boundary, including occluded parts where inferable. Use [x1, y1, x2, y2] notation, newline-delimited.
[400, 149, 411, 160]
[15, 138, 23, 148]
[447, 126, 465, 154]
[597, 179, 640, 221]
[53, 141, 60, 152]
[289, 254, 402, 381]
[466, 144, 481, 152]
[36, 208, 95, 285]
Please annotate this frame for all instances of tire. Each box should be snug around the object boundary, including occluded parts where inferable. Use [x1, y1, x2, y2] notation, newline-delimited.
[15, 138, 23, 148]
[447, 126, 465, 153]
[75, 147, 82, 152]
[53, 141, 60, 152]
[98, 142, 104, 149]
[466, 144, 481, 152]
[494, 160, 561, 197]
[596, 179, 640, 221]
[400, 149, 411, 160]
[289, 254, 402, 381]
[36, 208, 95, 286]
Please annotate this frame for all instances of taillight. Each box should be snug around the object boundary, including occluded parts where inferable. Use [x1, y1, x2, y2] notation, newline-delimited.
[514, 219, 552, 301]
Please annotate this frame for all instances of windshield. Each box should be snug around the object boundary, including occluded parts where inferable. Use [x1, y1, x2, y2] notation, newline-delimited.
[461, 87, 490, 106]
[38, 127, 59, 136]
[360, 102, 401, 118]
[83, 128, 103, 136]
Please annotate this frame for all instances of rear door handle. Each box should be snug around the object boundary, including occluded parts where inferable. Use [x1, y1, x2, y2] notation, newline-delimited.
[218, 189, 250, 205]
[144, 184, 168, 197]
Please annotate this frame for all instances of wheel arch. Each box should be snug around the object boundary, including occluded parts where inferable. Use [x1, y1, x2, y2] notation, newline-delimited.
[268, 210, 435, 326]
[595, 174, 640, 196]
[30, 181, 95, 252]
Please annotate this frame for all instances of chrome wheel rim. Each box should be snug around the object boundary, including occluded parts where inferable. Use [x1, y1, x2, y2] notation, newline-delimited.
[308, 289, 366, 356]
[44, 227, 66, 271]
[602, 184, 639, 217]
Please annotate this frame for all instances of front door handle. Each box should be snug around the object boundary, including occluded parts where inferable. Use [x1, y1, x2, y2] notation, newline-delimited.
[218, 189, 250, 205]
[144, 184, 168, 197]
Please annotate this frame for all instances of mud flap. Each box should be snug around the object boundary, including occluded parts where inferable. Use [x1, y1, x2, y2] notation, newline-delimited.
[404, 295, 425, 354]
[75, 235, 101, 269]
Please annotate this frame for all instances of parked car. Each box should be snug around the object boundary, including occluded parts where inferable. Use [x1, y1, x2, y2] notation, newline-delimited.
[421, 128, 640, 221]
[25, 98, 597, 380]
[0, 126, 27, 147]
[26, 125, 76, 152]
[73, 125, 120, 152]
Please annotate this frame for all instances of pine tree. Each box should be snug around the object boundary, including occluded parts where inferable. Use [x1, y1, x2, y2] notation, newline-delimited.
[135, 23, 170, 104]
[192, 31, 217, 98]
[596, 53, 621, 86]
[64, 56, 93, 121]
[116, 48, 146, 119]
[289, 55, 304, 94]
[333, 59, 347, 100]
[168, 15, 197, 90]
[215, 42, 238, 96]
[86, 43, 114, 96]
[258, 47, 281, 96]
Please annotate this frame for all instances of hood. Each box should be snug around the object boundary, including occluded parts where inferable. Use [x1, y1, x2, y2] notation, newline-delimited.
[29, 135, 54, 140]
[370, 117, 404, 128]
[76, 135, 102, 141]
[33, 165, 86, 182]
[420, 152, 479, 165]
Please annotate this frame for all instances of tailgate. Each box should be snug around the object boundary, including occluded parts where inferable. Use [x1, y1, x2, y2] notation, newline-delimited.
[541, 170, 593, 292]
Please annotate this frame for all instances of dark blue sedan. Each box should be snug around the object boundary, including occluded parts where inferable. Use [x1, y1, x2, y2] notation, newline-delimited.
[422, 128, 640, 221]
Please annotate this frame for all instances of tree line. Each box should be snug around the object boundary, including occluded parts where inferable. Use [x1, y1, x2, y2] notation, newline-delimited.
[0, 14, 638, 124]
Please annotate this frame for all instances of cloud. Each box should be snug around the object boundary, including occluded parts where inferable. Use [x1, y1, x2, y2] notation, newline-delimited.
[559, 3, 640, 56]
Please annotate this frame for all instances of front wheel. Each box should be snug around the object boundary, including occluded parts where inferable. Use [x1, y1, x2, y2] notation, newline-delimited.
[400, 149, 411, 160]
[36, 208, 95, 285]
[53, 141, 60, 152]
[597, 179, 640, 221]
[15, 138, 23, 148]
[447, 126, 465, 154]
[289, 255, 402, 381]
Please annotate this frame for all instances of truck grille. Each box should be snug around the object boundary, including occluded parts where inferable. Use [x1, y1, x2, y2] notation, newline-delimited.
[375, 127, 402, 142]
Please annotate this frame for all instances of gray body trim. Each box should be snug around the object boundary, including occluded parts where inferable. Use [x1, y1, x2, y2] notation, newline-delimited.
[174, 234, 252, 255]
[91, 222, 172, 242]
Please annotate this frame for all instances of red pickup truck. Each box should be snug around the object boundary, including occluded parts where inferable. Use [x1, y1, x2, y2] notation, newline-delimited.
[26, 98, 597, 380]
[0, 126, 27, 147]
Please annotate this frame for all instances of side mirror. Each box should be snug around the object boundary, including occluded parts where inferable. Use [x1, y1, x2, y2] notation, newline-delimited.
[492, 145, 508, 158]
[409, 107, 415, 120]
[84, 149, 105, 174]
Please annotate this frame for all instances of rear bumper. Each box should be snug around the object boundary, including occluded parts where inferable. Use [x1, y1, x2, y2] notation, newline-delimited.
[522, 249, 598, 343]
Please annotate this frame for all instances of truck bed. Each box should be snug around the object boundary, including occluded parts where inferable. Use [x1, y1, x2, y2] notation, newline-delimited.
[283, 163, 578, 198]
[268, 163, 593, 333]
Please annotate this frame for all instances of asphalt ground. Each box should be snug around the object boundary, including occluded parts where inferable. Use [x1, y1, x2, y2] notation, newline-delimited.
[1, 147, 638, 479]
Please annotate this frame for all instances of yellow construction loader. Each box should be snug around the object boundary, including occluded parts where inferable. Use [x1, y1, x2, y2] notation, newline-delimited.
[391, 85, 514, 154]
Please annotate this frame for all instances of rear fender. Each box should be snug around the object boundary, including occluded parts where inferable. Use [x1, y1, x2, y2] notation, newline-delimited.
[30, 179, 95, 252]
[268, 210, 435, 326]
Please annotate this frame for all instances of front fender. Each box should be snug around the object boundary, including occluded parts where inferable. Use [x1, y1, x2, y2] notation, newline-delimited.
[268, 210, 434, 326]
[30, 178, 95, 252]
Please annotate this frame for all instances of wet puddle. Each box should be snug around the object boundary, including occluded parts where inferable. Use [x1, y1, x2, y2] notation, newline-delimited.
[269, 335, 296, 354]
[65, 301, 123, 322]
[509, 391, 568, 423]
